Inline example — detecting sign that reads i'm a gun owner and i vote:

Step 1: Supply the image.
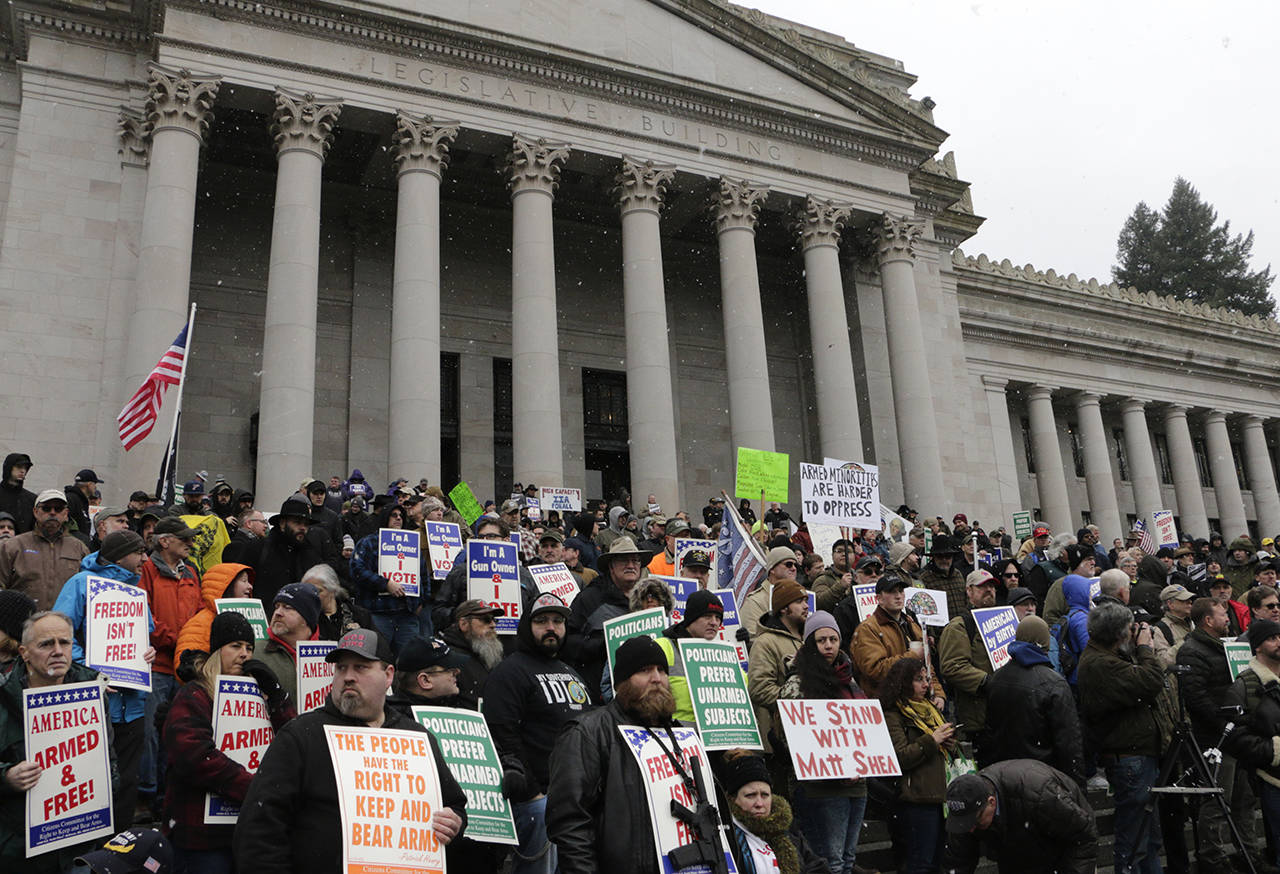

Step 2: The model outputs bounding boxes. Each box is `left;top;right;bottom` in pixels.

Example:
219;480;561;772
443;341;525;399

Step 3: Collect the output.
412;707;518;846
206;676;273;824
539;487;581;512
323;725;445;874
776;698;902;781
678;639;760;750
424;521;463;581
799;462;880;529
467;539;521;634
215;598;269;640
527;562;581;607
378;528;421;598
24;680;114;856
84;576;150;691
972;606;1020;671
297;641;338;713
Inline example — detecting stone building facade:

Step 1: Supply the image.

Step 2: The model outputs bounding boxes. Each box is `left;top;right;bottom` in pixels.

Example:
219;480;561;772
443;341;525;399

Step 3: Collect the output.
1;0;1277;544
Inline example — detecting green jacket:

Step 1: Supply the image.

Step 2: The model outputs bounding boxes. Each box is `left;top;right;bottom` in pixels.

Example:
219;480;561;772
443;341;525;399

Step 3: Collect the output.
883;708;947;804
810;567;853;612
938;611;991;734
1077;640;1169;756
252;634;300;708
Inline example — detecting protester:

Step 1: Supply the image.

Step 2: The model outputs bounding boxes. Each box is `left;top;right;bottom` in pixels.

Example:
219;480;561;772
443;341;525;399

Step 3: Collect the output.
387;635;471;711
223;497;322;609
747;579;809;760
1228;618;1280;873
349;502;431;649
0;488;89;610
251;582;321;707
1248;584;1280;627
173;562;254;670
1208;571;1250;635
740;546;803;636
918;533;965;619
439;599;505;708
1041;542;1092;625
657;589;724;722
1225;536;1260;598
0;453;34;534
812;539;857;611
850;570;942;702
1155;583;1196;652
831;556;883;645
301;562;372;641
717;749;830;874
564;538;650;696
938;568;998;761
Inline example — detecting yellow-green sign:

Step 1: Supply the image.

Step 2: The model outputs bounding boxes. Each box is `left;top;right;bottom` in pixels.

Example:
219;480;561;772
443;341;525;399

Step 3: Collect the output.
449;481;485;526
735;446;789;503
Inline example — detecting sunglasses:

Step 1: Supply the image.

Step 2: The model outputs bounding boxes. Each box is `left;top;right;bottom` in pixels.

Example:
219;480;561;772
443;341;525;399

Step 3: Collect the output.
781;561;797;569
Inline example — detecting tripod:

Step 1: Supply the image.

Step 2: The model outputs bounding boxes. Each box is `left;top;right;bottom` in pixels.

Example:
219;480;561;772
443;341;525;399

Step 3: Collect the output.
1135;665;1258;874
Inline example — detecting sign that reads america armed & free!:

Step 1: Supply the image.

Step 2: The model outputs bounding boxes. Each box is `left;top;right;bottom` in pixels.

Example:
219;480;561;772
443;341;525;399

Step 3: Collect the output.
424;521;463;581
84;576;151;691
678;639;760;750
215;599;269;641
972;606;1020;671
603;607;667;683
297;641;337;713
798;462;880;528
206;676;273;824
412;706;518;845
527;562;580;607
467;539;521;634
776;697;901;781
378;528;421;597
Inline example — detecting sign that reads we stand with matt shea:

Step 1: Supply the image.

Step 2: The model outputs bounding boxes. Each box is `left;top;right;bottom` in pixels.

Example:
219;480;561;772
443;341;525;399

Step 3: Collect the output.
776;698;901;780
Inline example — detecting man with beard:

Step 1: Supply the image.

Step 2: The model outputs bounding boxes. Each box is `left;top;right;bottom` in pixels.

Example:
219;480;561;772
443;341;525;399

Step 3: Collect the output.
233;628;467;873
563;539;650;697
548;636;693;874
0;489;88;610
483;594;592;874
939;569;1000;762
224;497;322;608
251;583;322;707
440;599;506;708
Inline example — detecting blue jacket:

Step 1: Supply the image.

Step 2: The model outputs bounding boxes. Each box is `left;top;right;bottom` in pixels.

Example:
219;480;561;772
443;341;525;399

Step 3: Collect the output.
1058;574;1093;684
349;531;428;617
53;551;153;722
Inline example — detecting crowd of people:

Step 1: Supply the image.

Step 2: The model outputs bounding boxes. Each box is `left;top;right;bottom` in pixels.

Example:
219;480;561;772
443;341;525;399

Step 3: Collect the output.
2;450;1280;874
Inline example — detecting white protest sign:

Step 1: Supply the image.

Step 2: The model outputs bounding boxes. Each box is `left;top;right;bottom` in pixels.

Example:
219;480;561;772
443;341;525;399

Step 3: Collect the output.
807;522;842;564
84;576;150;691
467;539;522;634
853;583;879;622
297;641;337;713
323;725;446;874
651;574;701;623
800;461;879;528
675;538;719;581
1153;510;1179;549
904;587;950;627
206;675;273;824
616;724;739;874
379;528;421;598
424;521;463;581
880;504;911;542
540;487;582;512
776;698;901;779
525;497;542;521
712;589;750;671
971;606;1020;671
527;562;581;607
24;680;114;855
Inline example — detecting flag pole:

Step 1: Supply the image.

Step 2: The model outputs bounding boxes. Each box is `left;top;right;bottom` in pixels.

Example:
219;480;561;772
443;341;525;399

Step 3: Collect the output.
158;303;197;497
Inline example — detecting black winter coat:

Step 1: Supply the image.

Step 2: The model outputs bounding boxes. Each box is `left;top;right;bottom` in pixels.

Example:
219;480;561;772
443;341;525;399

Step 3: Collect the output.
232;696;467;874
1176;628;1236;745
1078;640;1167;757
440;624;493;709
429;551;538;633
985;641;1085;784
1228;661;1280;783
0;454;34;534
561;573;631;698
223;526;324;608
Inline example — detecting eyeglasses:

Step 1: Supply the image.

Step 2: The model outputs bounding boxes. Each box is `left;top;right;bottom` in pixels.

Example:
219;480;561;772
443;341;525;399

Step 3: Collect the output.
477;532;507;540
1263;602;1280;611
781;561;797;569
1002;572;1019;579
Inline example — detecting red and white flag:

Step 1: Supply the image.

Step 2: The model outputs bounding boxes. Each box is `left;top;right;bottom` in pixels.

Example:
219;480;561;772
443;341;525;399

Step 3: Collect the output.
1132;517;1157;555
117;324;189;450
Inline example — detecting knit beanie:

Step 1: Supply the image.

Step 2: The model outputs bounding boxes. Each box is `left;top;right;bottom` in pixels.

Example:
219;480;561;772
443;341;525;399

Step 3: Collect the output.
613;635;667;684
771;579;807;614
274;583;321;631
679;590;724;627
0;590;37;641
803;610;840;642
100;530;145;564
1015;615;1051;650
718;752;772;796
209;610;255;653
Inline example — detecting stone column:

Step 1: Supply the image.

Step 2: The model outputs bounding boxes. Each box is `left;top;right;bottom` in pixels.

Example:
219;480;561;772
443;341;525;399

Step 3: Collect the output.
1026;385;1073;534
714;178;775;452
1243;416;1280;539
1122;399;1164;530
1074;392;1124;542
1204;411;1249;539
505;134;570;487
877;214;946;513
615;156;681;513
389;113;458;486
798;196;863;462
118;65;219;490
982;377;1024;522
1164;405;1210;539
254;89;341;504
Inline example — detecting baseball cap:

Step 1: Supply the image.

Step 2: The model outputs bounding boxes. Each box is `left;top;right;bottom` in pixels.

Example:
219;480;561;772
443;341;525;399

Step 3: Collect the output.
855;555;883;572
129;490;152;502
875;571;908;593
1160;584;1195;602
75;468;105;484
1265;538;1277;547
538;528;565;544
397;637;468;673
945;773;994;834
456;599;505;621
528;592;572;619
76;828;173;874
965;569;996;588
95;506;127;520
681;548;713;569
1006;587;1036;607
1032;526;1050;538
665;518;691;537
500;499;522;514
182;479;204;495
35;489;67;507
153;517;199;540
325;628;394;663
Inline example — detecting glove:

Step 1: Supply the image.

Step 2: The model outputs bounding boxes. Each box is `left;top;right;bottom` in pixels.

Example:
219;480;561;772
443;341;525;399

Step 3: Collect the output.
176;648;207;684
500;754;531;801
242;659;290;710
735;626;751;644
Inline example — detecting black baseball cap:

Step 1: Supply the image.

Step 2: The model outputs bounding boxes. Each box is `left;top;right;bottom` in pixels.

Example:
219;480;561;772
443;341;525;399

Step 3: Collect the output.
397;637;468;673
76;828;173;873
875;571;907;593
326;628;394;663
945;773;994;834
75;468;104;483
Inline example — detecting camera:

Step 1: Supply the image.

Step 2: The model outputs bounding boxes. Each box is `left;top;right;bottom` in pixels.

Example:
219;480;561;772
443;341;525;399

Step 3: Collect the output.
1131;607;1157;626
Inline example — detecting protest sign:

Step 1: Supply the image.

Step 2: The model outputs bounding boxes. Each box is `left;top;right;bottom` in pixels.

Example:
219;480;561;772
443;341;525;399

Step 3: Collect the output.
1089;577;1102;601
880;504;911;542
323;725;446;874
675;537;718;581
971;606;1020;670
712;589;749;671
84;576;150;691
806;522;841;564
215;598;269;641
776;698;901;780
679;639;760;750
852;583;878;622
412;707;518;845
651;574;701;623
735;446;789;502
1011;511;1033;541
604;607;667;682
206;676;273;824
467;539;521;634
297;641;338;713
24;680;114;855
539;487;582;512
617;725;738;874
1153;510;1179;549
449;481;485;526
527;562;581;607
799;462;879;528
903;587;950;627
525;496;541;521
424;521;463;581
379;528;421;598
1227;640;1252;681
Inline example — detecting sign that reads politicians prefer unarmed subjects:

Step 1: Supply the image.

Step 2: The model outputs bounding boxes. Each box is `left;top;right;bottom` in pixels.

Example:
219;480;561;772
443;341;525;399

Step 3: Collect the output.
1011;511;1034;542
323;725;446;874
379;528;421;598
84;576;151;691
206;676;273;824
297;642;338;713
424;521;463;581
678;639;760;750
1227;640;1252;681
215;599;269;641
539;487;581;512
412;707;518;846
25;681;114;856
735;446;789;503
527;562;581;607
799;462;880;529
776;698;902;781
603;608;667;683
467;540;521;634
972;606;1020;671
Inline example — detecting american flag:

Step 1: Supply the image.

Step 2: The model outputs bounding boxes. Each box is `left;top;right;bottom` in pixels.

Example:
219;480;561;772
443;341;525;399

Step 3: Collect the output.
717;495;767;605
117;324;189;450
1133;518;1157;554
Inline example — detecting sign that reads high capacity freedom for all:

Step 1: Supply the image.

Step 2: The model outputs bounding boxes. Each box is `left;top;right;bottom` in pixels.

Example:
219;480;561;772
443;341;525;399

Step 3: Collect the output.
379;528;421;598
799;462;880;528
412;707;518;845
84;576;151;691
467;539;521;634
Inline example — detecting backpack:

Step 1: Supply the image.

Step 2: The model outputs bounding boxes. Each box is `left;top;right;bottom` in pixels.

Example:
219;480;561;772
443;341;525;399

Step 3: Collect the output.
1051;607;1086;679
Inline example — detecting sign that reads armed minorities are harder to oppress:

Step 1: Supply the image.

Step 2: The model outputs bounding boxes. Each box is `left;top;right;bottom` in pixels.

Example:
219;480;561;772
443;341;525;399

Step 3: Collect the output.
678;639;760;750
799;462;880;529
424;521;463;581
776;698;902;781
215;598;269;641
603;607;668;683
972;606;1020;671
735;446;789;503
297;641;338;713
84;576;151;691
24;680;114;856
379;528;421;598
467;539;521;634
323;725;445;874
412;707;518;845
206;676;273;824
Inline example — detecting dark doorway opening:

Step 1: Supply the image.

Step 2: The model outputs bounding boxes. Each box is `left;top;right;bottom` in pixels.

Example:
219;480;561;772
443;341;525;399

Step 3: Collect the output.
583;368;631;505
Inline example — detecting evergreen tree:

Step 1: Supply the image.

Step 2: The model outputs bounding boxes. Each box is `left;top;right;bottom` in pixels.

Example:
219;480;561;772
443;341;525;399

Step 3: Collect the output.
1112;177;1274;317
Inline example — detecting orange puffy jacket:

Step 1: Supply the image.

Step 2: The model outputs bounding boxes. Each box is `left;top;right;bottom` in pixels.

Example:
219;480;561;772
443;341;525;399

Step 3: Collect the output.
174;562;254;672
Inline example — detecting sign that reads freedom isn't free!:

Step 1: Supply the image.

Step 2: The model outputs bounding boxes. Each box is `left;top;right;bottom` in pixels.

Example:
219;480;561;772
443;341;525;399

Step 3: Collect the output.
84;576;151;691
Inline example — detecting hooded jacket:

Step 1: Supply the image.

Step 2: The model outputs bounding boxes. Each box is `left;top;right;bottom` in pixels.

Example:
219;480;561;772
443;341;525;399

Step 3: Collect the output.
0;454;34;534
1225;536;1259;599
1055;574;1093;685
985;640;1084;784
139;551;203;674
1131;556;1168;616
593;506;636;553
746;613;803;753
174;562;254;670
340;469;373;502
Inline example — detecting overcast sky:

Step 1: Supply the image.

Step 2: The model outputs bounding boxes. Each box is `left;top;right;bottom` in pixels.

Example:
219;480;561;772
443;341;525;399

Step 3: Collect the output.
742;0;1278;296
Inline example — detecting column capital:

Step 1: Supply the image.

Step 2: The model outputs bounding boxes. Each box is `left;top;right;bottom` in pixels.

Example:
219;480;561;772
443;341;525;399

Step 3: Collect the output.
392;113;459;178
271;88;342;159
1122;397;1151;414
876;213;923;264
118;106;150;167
504;133;570;196
796;196;850;250
144;63;220;142
713;177;769;233
1204;410;1229;425
980;375;1009;391
1026;384;1056;403
1245;414;1268;427
1073;390;1102;407
1164;403;1190;419
614;156;676;215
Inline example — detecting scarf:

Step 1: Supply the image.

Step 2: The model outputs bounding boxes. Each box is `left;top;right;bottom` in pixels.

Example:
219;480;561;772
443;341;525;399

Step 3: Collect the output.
897;697;949;759
730;795;799;874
